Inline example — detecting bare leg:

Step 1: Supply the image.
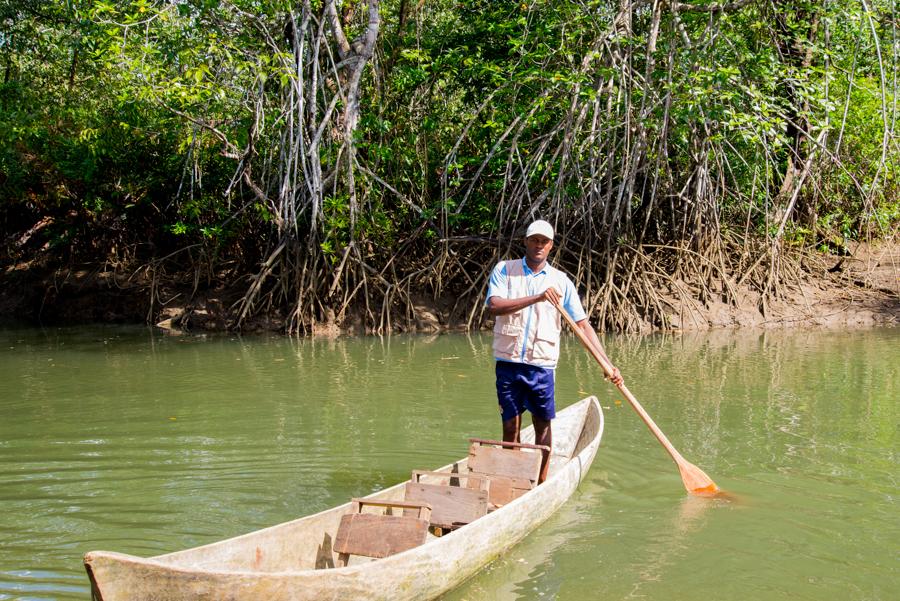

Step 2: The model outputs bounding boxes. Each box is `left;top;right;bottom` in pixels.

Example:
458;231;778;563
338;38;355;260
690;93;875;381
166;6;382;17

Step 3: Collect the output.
502;415;521;443
532;417;552;484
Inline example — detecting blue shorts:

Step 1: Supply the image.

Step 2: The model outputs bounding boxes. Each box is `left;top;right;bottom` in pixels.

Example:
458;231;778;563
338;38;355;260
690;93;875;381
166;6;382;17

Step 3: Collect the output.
495;361;556;422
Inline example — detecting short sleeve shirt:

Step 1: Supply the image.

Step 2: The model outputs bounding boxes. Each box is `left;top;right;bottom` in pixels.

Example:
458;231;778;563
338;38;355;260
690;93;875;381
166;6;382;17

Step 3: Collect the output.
486;258;587;323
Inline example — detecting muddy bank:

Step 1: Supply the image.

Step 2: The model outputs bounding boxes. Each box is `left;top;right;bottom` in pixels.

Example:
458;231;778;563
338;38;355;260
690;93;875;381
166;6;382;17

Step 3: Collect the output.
658;242;899;331
1;242;897;334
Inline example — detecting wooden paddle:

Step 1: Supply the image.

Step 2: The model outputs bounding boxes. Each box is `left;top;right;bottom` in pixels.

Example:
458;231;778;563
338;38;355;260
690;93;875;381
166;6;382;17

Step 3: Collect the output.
550;298;719;496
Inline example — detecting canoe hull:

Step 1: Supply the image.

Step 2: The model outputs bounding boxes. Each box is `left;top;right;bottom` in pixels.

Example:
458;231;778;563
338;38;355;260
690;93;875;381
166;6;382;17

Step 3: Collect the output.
85;396;603;601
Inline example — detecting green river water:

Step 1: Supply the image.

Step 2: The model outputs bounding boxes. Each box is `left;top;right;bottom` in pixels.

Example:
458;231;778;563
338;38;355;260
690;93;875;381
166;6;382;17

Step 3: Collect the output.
0;325;897;600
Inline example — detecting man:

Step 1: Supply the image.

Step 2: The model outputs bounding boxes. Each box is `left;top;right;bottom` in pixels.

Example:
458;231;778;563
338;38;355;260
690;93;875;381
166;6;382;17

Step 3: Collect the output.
486;219;623;483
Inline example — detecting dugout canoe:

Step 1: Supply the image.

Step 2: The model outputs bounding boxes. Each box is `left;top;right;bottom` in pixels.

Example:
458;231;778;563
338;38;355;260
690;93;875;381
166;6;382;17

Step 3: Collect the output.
84;396;604;601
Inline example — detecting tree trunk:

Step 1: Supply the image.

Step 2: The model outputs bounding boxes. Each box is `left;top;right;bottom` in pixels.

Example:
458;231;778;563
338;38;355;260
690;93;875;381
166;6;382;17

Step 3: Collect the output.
773;1;821;228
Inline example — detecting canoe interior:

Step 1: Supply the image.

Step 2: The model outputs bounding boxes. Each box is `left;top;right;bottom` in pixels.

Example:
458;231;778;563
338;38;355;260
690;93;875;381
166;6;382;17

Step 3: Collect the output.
88;396;601;576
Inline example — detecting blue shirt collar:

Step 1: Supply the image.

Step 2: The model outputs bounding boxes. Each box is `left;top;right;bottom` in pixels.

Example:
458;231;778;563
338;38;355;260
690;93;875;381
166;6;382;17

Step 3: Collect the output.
522;257;548;276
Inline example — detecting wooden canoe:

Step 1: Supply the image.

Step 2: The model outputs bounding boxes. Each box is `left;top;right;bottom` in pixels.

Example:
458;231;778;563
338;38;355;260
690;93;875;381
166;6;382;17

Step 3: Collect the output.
84;396;604;601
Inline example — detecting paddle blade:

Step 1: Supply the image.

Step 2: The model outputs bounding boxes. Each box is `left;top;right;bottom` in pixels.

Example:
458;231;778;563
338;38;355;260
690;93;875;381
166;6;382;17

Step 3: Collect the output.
678;461;719;497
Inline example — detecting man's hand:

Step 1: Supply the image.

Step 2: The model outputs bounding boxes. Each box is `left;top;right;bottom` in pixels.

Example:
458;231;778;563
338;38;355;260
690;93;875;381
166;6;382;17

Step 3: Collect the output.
540;286;562;306
489;286;562;316
606;366;624;387
573;319;624;387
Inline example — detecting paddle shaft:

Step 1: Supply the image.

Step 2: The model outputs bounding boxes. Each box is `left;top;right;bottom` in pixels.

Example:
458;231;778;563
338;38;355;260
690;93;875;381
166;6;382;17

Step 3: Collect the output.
551;300;687;465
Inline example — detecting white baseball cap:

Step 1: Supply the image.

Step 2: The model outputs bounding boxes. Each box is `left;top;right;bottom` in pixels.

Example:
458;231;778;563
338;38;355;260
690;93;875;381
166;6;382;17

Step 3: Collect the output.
525;219;554;240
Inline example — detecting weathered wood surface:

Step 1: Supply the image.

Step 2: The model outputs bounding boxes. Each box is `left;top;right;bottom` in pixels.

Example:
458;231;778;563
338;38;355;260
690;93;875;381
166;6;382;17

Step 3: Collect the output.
83;396;604;601
467;439;546;507
334;513;430;560
468;444;543;479
404;474;488;531
333;499;431;564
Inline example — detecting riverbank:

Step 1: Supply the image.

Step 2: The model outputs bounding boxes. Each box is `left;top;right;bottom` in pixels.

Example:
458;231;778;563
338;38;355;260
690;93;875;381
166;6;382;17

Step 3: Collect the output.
659;241;899;331
1;241;896;334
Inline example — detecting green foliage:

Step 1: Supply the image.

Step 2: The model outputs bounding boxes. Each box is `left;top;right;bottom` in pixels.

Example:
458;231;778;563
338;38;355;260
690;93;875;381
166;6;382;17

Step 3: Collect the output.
1;0;897;293
0;0;268;258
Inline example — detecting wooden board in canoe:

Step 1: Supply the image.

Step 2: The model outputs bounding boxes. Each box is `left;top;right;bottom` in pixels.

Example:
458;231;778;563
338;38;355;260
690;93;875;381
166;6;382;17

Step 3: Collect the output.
84;396;604;601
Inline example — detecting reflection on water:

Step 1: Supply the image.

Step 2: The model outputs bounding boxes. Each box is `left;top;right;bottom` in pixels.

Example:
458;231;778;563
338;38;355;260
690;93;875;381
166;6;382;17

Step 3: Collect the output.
0;326;897;600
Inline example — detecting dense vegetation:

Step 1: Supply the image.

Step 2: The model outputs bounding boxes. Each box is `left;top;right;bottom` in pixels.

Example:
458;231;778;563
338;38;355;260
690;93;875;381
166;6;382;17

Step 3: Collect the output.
2;0;897;332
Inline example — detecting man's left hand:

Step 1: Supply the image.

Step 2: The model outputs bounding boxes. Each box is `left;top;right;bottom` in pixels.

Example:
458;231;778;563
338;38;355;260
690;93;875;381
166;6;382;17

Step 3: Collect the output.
607;366;624;386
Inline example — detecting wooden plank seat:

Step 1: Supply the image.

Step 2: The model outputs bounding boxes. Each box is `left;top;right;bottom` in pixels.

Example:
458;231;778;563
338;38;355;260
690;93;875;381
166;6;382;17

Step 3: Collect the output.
333;498;432;567
404;471;490;535
466;438;551;508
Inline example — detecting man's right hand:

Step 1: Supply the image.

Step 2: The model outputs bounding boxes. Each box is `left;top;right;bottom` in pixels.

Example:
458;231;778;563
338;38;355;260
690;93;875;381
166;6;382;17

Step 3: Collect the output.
489;286;562;317
540;286;562;306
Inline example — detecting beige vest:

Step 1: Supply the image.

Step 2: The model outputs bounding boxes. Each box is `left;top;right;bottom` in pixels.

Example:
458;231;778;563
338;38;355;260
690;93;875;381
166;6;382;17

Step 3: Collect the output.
492;259;562;368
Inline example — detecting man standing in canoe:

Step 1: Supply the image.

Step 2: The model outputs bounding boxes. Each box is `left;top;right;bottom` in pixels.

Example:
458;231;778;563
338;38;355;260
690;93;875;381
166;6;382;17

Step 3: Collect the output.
486;219;623;483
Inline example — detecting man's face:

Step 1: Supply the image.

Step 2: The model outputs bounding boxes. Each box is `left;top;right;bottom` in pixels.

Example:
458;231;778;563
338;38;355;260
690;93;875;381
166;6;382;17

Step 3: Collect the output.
525;235;553;265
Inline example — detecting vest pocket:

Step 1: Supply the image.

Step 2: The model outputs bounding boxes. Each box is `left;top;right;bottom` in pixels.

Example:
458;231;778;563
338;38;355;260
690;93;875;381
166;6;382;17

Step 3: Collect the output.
493;323;522;357
533;334;558;358
499;323;523;337
532;317;561;363
534;318;561;344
